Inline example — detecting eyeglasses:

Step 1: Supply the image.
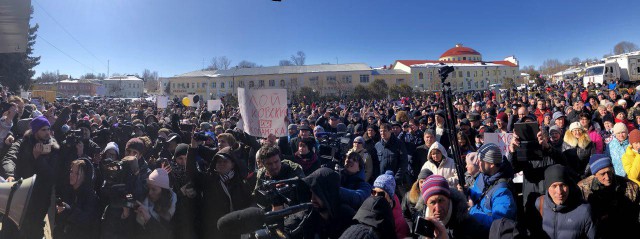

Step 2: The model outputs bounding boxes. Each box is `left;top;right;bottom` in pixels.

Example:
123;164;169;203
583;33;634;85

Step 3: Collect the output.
371;190;387;197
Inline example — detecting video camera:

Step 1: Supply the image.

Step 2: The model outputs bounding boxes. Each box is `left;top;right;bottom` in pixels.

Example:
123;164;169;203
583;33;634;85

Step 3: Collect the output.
315;132;351;162
256;177;305;208
64;129;83;146
218;203;313;239
99;159;136;208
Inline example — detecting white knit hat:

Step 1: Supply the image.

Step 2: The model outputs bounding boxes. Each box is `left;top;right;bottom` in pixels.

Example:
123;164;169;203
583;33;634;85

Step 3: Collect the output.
613;122;628;135
148;168;171;190
569;122;583;132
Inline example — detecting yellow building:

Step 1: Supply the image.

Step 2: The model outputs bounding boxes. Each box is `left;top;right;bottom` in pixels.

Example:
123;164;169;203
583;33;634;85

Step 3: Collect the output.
168;63;377;99
392;44;519;92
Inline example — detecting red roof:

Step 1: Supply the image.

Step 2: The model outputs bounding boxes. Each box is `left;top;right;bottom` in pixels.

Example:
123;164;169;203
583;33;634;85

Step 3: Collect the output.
395;59;516;67
440;46;481;58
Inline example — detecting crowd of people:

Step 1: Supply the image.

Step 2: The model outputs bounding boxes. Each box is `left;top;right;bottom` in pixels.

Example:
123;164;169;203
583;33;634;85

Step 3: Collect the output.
1;79;640;239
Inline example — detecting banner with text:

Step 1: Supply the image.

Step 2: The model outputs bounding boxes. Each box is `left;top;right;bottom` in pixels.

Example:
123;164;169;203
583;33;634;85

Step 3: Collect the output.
208;100;222;112
483;133;514;156
238;88;288;138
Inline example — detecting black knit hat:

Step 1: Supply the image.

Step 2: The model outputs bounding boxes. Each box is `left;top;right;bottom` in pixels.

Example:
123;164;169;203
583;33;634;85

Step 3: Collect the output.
174;143;189;158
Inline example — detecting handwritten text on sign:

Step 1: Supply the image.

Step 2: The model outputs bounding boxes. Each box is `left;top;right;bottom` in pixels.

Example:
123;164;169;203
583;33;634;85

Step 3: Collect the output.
483;133;514;156
238;88;288;137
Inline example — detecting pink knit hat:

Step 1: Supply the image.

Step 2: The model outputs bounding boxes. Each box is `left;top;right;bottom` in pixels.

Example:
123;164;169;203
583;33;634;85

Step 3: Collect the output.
148;168;171;190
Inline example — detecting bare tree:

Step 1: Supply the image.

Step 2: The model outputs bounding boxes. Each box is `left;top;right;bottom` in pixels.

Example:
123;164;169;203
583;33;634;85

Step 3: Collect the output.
291;51;306;66
142;69;159;92
279;60;294;66
237;60;260;68
570;57;581;66
614;41;639;55
205;56;232;70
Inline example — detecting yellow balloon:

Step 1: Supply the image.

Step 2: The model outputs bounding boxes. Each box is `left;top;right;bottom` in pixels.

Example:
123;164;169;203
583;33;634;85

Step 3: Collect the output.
182;97;191;106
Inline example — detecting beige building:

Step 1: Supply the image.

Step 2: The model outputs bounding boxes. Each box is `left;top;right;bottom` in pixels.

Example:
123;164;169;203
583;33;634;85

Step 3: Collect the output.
167;63;377;99
392;44;519;92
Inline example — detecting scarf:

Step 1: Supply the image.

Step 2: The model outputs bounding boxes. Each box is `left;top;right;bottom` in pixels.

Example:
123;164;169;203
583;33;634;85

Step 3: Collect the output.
219;170;236;211
296;152;317;171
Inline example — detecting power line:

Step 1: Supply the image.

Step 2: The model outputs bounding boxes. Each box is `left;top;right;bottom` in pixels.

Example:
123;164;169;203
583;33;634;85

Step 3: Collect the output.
34;0;107;69
39;35;96;73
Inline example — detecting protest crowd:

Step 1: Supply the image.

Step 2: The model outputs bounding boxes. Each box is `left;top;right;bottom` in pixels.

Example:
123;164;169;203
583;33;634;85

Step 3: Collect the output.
2;78;640;239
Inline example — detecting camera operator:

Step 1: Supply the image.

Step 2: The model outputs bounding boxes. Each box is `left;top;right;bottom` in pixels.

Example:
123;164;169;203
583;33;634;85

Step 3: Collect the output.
253;145;305;206
1;116;61;239
186;138;251;238
285;168;356;239
54;158;100;239
100;151;148;238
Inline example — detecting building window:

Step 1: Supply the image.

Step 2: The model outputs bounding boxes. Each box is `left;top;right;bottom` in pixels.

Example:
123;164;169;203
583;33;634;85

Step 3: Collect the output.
269;80;275;87
202;83;206;88
467;71;470;77
291;78;298;86
309;76;319;83
341;75;352;83
463;57;467;60
212;82;216;88
221;82;225;88
280;80;285;87
419;72;424;79
359;75;370;83
259;80;264;87
458;71;463;77
249;81;254;88
327;76;336;82
467;80;471;89
191;83;195;88
239;81;245;87
229;81;234;88
186;83;189;88
474;81;478;88
481;80;484;88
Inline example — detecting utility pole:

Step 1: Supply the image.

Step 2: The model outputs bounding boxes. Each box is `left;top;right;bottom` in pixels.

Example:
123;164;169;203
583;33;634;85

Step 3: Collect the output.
107;60;110;78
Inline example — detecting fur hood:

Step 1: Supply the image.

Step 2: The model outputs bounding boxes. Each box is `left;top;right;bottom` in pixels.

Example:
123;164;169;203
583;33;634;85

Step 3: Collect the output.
563;129;591;148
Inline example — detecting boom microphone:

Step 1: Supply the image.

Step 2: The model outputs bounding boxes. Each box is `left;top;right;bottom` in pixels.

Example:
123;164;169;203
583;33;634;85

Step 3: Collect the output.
217;203;313;234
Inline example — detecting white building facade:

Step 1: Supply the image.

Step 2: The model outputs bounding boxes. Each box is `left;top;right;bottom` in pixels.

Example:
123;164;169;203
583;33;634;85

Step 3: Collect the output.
102;75;144;98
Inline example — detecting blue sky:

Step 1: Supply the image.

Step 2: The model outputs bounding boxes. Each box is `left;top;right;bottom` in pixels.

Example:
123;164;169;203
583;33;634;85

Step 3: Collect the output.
31;0;640;78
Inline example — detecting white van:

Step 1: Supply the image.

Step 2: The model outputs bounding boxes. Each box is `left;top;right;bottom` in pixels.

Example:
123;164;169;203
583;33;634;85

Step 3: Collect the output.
605;51;640;82
583;62;620;87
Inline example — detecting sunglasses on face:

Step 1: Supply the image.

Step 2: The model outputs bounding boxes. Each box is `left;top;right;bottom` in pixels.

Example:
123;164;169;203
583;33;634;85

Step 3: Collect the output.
371;190;387;197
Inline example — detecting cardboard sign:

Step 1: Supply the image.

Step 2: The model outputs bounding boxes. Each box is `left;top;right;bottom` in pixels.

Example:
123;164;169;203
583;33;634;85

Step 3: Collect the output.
156;96;168;108
483;133;514;156
238;88;288;137
208;100;222;111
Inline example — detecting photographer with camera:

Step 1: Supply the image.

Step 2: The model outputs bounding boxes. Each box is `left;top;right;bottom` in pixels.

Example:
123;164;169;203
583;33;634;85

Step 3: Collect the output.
253;145;305;207
1;115;61;239
100;155;147;239
186;138;251;238
54;158;100;239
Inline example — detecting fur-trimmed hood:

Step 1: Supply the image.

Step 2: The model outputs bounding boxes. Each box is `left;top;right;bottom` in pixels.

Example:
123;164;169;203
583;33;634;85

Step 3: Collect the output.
23;129;60;150
427;141;451;164
563;129;591;148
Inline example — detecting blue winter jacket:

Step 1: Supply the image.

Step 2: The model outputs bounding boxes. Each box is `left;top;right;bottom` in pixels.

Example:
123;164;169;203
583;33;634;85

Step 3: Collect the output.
469;162;517;233
605;138;629;177
534;192;596;239
339;169;373;210
374;136;409;185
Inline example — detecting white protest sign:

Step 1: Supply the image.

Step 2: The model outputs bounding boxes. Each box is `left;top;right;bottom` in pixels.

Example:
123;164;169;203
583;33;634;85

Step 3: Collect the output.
21;91;31;99
238;88;288;137
483;133;514;156
156;96;168;108
208;100;222;111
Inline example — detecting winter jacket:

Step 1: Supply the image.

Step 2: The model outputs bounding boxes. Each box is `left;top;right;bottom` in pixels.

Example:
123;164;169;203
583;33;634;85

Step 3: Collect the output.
253;159;305;196
293;151;320;176
347;147;373;182
54;158;100;239
392;195;410;239
587;128;604;154
621;145;640;185
375;136;409;186
510;143;567;207
340;196;397;239
528;191;596;239
339;169;373;210
401;181;425;238
0;131;61;239
421;142;459;189
605;138;629;177
289;168;355;239
561;131;595;178
578;175;640;239
186;147;252;239
423;189;487;239
134;191;178;239
412;144;431;182
468;162;517;234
